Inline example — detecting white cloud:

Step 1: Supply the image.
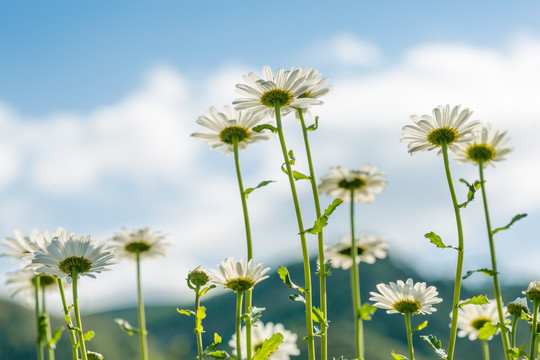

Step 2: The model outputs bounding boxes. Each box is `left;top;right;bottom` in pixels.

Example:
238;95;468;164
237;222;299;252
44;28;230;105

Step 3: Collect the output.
305;33;382;67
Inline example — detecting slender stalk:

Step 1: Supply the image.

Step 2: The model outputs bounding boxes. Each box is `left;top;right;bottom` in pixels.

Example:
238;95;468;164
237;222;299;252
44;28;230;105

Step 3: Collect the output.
510;314;518;348
274;104;315;360
34;276;44;360
481;339;490;360
71;271;88;360
404;312;415;360
194;287;204;359
136;253;149;360
235;291;244;360
233;137;253;360
478;162;511;359
297;109;328;360
41;284;55;360
349;189;364;359
441;142;465;360
530;300;539;360
58;278;78;360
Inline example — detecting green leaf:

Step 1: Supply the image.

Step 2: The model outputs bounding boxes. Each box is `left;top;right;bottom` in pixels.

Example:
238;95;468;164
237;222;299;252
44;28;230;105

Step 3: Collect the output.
289;294;306;303
412;320;428;332
458;179;481;208
203;333;222;353
252;123;277;133
462;268;497;280
391;351;408;359
83;330;95;341
48;327;64;348
253;333;284;360
244;180;275;198
277;266;304;293
64;314;73;325
420;334;447;359
492;213;527;234
242;306;266;322
311;307;329;327
359;304;377;321
280;164;310;181
199;284;216;297
38;315;48;342
315;261;332;277
506;344;528;358
114;318;139;336
306;116;319;131
207;351;229;358
458;295;489;308
176;309;195;316
288;150;296;165
194;306;206;334
478;322;499;340
425;232;451;249
304;198;343;234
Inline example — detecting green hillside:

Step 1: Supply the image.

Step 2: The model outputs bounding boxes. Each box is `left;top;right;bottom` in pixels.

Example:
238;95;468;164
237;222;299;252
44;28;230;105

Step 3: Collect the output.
0;256;532;359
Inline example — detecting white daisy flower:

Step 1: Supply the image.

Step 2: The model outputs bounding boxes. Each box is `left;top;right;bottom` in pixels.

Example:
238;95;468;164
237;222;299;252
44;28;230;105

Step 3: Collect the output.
233;65;322;118
209;257;270;293
32;233;116;281
454;122;514;166
1;229;40;261
325;235;388;269
110;227;169;261
369;278;442;315
191;105;272;155
453;299;507;341
229;321;300;359
6;269;58;303
318;165;386;203
291;67;332;118
401;104;480;155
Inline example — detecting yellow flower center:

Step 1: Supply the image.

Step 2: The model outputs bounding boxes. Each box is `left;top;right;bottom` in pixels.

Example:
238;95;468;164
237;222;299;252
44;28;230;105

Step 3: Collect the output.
260;89;293;108
226;277;255;292
338;177;366;190
427;127;460;146
471;317;491;331
467;144;495;163
125;241;152;254
59;256;92;275
219;125;251;144
393;299;421;314
338;246;365;256
39;274;57;287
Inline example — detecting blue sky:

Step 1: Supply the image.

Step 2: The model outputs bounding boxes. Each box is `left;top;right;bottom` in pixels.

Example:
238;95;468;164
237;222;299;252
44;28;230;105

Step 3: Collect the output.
1;1;540;311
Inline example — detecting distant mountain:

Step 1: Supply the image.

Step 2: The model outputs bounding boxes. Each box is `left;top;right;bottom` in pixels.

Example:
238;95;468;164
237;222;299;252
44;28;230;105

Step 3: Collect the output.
0;256;532;359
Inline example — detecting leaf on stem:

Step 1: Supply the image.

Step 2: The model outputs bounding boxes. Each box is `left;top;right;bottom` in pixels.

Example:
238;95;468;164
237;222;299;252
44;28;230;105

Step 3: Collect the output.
202;333;231;359
462;268;497;279
241;306;266;322
288;294;306;303
424;232;454;249
48;327;64;348
315;261;332;277
412;320;428;332
492;213;527;234
38;315;48;342
458;179;481;208
277;266;304;293
244;180;275;198
359;304;377;321
420;334;447;359
252;124;278;133
176;309;195;317
506;345;528;358
195;306;206;334
311;306;328;327
391;351;408;359
114;318;139;336
478;322;498;340
306;116;319;131
253;333;284;360
304;198;343;234
83;330;95;341
199;284;216;297
458;295;489;308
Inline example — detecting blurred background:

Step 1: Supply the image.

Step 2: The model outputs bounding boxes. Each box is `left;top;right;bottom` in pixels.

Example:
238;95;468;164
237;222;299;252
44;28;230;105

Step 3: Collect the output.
0;1;539;358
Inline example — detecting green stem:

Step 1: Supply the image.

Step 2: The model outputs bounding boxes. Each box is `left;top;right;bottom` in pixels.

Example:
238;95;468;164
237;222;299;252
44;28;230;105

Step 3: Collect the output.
404;312;415;360
34;276;44;360
481;339;490;360
530;300;539;360
136;253;149;360
195;287;204;359
297;109;328;360
71;272;88;360
233;138;253;360
478;162;511;359
41;284;55;360
274;104;315;360
511;314;518;348
236;291;244;360
441;142;465;360
349;189;364;359
58;278;79;360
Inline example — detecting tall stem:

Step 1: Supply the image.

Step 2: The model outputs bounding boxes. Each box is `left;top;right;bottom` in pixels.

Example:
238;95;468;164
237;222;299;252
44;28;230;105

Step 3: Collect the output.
235;291;244;360
530;300;539;360
233;138;253;360
274;104;315;360
58;279;79;360
34;276;44;360
478;162;511;359
71;272;88;360
194;287;204;359
349;190;364;359
481;339;490;360
510;314;518;348
136;253;149;360
441;142;465;360
297;109;327;360
404;312;415;360
41;284;55;360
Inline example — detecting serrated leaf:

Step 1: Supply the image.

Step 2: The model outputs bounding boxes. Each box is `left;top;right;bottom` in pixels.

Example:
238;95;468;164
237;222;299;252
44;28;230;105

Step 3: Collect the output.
48;327;64;347
114;318;139;335
306;116;319;131
420;334;447;359
83;330;95;341
203;333;222;353
424;232;449;249
315;261;332;277
312;307;328;327
304;199;343;234
176;309;195;316
253;333;284;360
64;314;72;324
478;322;498;340
194;306;206;334
492;213;527;234
458;179;481;208
359;304;377;321
252;123;277;133
459;295;489;308
462;268;497;280
277;266;304;293
242;306;266;322
289;294;306;303
412;320;428;332
391;351;408;359
244;180;275;198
